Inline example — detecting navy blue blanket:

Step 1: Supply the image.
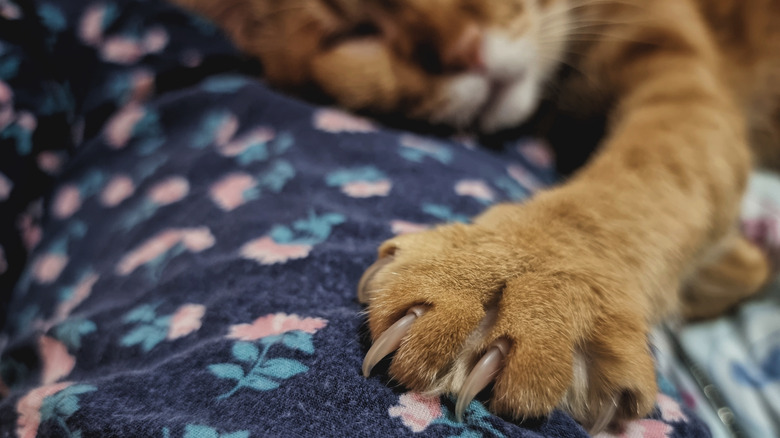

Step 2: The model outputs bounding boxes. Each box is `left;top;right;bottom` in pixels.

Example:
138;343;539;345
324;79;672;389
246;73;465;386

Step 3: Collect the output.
0;0;711;436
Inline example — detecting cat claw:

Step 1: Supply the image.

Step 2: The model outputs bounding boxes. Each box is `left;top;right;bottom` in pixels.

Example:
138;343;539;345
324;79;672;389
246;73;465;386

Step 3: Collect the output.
455;339;509;422
357;256;395;304
588;396;618;435
362;306;427;377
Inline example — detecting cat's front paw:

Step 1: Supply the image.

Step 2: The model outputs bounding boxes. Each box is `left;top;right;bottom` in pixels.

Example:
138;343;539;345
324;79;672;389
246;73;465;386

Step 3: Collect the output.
358;206;657;434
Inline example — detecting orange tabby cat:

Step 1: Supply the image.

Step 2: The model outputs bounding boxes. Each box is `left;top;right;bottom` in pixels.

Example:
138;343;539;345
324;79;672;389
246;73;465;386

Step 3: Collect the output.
171;0;780;433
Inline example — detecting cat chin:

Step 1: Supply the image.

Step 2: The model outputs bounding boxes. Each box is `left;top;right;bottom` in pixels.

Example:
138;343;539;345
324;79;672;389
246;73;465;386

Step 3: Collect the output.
479;76;542;133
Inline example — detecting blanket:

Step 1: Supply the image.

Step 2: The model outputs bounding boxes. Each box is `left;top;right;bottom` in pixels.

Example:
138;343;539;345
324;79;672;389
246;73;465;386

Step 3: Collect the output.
0;0;729;436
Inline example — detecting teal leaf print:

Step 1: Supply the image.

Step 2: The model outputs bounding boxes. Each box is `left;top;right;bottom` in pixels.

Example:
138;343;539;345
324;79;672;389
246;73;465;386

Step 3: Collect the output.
268;225;295;244
236;143;269;165
38;4;66;30
325;166;386;186
494;176;528;201
163;424;250;438
422;204;471;223
258;159;294;193
271;133;294;155
124;303;160;323
184;425;219;438
435;398;505;438
0;53;21;80
208;364;245;380
264;211;345;246
53;318;97;350
121;324;167;352
39;384;97;438
232;342;259;362
120;303;199;353
258;358;308;380
290;211;346;244
201;76;249;94
242;375;279;391
281;330;315;354
210;331;315;399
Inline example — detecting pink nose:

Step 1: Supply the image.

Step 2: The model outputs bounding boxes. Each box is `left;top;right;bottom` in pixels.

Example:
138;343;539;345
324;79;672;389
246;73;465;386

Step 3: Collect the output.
443;24;485;72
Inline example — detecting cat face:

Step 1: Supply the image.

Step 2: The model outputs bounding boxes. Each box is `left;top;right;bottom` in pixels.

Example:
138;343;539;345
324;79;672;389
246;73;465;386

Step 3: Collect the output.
229;0;573;131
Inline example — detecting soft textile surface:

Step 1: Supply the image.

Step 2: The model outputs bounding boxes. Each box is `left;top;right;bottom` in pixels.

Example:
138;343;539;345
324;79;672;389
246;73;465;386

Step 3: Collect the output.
672;173;780;438
0;0;717;436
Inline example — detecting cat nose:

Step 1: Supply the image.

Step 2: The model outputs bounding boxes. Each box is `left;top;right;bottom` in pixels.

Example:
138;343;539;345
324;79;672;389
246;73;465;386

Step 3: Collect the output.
443;24;485;72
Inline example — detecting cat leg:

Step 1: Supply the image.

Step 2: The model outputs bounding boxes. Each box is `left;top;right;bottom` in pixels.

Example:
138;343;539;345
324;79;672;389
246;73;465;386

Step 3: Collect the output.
681;232;771;320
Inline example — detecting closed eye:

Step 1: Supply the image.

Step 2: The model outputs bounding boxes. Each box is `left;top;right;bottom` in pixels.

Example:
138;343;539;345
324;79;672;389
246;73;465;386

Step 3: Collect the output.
321;21;383;48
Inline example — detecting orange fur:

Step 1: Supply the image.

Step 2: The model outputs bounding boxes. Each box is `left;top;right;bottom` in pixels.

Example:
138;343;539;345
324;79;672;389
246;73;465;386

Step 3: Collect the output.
171;0;779;432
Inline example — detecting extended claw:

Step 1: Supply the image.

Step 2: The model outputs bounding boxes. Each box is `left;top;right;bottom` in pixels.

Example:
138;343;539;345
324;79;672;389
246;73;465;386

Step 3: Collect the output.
362;306;426;377
357;256;395;304
588;397;617;436
455;339;510;422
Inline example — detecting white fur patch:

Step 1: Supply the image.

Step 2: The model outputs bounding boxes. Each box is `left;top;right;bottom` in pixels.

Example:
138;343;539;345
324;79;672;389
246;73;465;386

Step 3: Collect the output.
430;74;491;127
480;76;541;133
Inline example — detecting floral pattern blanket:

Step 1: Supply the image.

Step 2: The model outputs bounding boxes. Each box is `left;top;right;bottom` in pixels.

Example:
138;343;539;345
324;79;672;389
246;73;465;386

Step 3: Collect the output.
0;0;773;436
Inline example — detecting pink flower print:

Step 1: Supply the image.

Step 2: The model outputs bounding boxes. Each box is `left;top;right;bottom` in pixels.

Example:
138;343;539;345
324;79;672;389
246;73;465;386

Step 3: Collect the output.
129;69;154;102
0;79;11;104
116;229;181;275
180;227;215;252
101;36;144;64
16;111;37;131
18;213;42;251
220;127;274;157
105;103;145;148
455;179;495;202
54;273;99;321
100;174;135;207
16;382;71;438
507;164;542;192
388;393;443;433
0;0;21;19
0;245;6;275
0;171;11;201
142;26;168;53
147;176;189;205
39;336;75;385
240;236;312;265
228;313;327;341
452;134;477;149
116;228;214;275
32;253;68;284
391;220;430;235
37;151;64;175
52;184;82;219
594;420;673;438
215;114;239;147
0;104;12;131
314;109;377;133
518;141;554;168
0;80;13;130
400;135;448;155
181;49;202;67
210;173;257;211
342;180;392;198
167;304;206;340
79;4;107;45
656;393;687;423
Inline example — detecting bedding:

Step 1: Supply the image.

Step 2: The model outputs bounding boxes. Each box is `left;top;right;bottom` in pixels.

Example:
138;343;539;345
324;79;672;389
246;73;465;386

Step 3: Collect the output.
0;0;769;436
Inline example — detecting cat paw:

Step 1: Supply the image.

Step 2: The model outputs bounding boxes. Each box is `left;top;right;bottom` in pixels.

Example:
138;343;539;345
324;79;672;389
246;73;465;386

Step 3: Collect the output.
358;206;658;433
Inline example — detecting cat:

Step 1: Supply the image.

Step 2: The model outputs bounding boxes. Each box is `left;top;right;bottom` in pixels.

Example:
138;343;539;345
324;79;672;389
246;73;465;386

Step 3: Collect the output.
170;0;780;433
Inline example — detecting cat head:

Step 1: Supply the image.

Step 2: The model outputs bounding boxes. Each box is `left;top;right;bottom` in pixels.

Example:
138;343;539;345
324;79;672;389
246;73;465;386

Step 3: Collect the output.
205;0;575;132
